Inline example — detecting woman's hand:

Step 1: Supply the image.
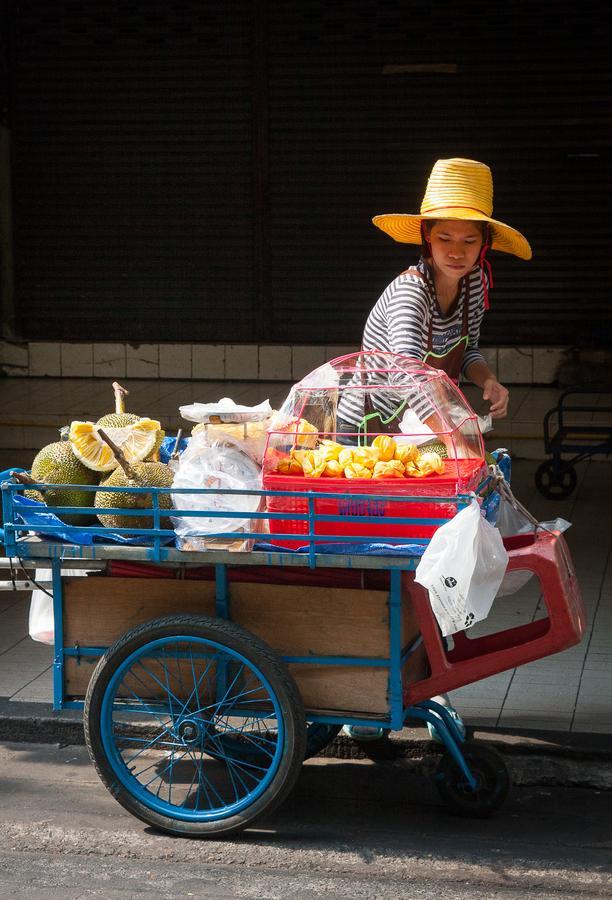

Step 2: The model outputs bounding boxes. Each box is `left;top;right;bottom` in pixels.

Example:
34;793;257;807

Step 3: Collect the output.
483;378;509;419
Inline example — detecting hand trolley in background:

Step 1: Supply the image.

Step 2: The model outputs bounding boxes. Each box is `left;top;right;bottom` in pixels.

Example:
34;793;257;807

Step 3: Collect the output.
535;388;612;499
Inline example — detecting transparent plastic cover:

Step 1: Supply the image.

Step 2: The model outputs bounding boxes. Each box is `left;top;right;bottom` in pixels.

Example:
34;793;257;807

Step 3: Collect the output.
264;351;485;492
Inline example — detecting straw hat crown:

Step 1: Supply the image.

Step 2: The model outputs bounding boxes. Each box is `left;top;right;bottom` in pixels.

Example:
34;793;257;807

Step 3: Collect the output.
373;157;532;260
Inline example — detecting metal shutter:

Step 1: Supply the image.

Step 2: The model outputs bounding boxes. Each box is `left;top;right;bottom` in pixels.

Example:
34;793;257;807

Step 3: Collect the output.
10;0;255;342
9;1;610;347
266;0;610;347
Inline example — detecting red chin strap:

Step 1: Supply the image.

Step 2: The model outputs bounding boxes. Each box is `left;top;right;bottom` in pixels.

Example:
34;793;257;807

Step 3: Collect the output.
479;226;493;310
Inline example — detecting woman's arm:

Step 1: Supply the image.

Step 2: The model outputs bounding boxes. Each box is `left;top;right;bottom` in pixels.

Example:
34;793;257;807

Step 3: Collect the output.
465;359;509;419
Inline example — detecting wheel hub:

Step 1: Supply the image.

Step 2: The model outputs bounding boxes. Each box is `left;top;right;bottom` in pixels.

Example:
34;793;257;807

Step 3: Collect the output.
177;717;206;745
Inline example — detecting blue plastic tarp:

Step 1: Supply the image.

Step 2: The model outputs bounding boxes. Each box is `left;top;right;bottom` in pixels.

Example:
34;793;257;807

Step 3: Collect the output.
11;495;174;547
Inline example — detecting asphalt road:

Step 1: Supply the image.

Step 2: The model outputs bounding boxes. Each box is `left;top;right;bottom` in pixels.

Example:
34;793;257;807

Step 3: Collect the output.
1;741;611;899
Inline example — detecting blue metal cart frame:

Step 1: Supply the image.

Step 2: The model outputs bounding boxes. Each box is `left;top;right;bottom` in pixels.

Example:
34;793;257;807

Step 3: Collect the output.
2;474;510;833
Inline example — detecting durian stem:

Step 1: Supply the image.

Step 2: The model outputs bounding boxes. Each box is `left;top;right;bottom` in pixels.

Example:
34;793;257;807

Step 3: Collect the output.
97;429;138;482
112;382;129;415
171;429;183;459
11;470;37;486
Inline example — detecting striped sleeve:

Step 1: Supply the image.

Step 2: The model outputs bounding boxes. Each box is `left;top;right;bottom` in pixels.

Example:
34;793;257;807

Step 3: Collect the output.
362;274;430;360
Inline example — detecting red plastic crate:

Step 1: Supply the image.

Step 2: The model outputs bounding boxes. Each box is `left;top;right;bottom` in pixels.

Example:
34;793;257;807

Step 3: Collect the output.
264;458;486;548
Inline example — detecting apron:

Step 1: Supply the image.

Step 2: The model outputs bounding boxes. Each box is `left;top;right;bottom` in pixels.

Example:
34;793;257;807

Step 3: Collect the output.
357;267;470;439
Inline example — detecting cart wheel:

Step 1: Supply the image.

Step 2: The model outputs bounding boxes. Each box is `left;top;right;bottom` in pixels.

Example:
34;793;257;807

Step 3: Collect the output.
535;460;577;500
435;741;510;818
305;723;341;759
84;615;307;838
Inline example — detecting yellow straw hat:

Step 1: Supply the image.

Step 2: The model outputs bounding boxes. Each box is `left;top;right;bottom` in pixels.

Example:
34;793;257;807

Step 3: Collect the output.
372;158;532;260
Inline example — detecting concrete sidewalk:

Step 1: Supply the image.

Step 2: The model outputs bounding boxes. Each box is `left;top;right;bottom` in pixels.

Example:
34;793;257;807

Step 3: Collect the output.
0;376;611;749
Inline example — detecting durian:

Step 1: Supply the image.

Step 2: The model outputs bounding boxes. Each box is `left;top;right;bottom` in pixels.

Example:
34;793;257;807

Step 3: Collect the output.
20;441;99;525
96;382;165;460
417;439;449;459
94;430;173;531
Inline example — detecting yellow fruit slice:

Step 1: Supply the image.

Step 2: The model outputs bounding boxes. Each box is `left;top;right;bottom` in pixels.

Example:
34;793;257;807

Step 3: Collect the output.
69;419;161;472
118;419;161;463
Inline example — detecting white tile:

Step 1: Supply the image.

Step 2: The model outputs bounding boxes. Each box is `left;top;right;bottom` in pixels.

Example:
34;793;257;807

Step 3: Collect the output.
511;668;582;686
0;424;23;448
479;346;498;373
507;437;545;460
502;681;578;710
23;426;61;449
498;347;534;384
159;344;191;379
533;347;568;384
93;343;127;378
450;697;504;710
259;345;292;381
225;345;258;380
1;364;28;376
29;342;61;377
498;708;573;729
10;667;53;703
325;345;358;363
126;344;159;378
460;713;500;727
292;345;327;380
60;343;93;377
192;344;225;380
571;718;612;734
0;341;28;367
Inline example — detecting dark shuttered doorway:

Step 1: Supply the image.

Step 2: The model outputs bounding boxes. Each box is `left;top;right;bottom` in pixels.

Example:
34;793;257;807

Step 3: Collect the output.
10;0;255;342
7;1;610;347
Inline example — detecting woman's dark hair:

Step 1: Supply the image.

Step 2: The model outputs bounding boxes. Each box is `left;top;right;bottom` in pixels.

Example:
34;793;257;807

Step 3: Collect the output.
420;219;489;256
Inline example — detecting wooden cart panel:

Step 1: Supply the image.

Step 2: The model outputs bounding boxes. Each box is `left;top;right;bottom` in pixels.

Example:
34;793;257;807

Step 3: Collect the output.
62;575;427;716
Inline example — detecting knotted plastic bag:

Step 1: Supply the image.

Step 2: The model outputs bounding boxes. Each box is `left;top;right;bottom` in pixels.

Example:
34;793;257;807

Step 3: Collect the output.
414;498;509;636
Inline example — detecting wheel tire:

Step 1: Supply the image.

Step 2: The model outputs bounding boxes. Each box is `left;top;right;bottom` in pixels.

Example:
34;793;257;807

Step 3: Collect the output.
535;460;577;500
304;723;341;759
435;741;510;818
84;615;307;838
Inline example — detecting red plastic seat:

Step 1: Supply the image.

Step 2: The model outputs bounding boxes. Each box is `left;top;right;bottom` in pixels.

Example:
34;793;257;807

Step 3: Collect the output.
403;530;587;704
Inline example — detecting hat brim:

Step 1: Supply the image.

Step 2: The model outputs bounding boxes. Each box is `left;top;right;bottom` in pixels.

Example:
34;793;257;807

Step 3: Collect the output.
372;210;532;260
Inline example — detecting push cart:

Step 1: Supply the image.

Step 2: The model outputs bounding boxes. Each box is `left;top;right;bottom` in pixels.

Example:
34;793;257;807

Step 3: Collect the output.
535;388;612;499
0;474;586;838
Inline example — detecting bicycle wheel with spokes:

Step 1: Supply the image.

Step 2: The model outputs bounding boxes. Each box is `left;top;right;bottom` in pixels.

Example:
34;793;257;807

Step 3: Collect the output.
84;615;306;838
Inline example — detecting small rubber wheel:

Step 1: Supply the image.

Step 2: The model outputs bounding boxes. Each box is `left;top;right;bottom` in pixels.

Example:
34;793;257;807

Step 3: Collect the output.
84;615;306;838
535;460;577;500
304;723;341;759
435;741;510;817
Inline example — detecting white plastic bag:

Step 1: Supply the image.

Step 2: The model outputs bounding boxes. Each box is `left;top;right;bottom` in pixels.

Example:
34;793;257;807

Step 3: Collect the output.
397;408;437;445
178;397;272;424
28;568;86;644
414;499;509;637
171;432;262;546
496;497;534;537
29;585;54;644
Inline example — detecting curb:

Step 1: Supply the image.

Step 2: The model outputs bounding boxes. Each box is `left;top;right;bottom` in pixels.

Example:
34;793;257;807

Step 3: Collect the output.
0;697;612;768
2;713;611;791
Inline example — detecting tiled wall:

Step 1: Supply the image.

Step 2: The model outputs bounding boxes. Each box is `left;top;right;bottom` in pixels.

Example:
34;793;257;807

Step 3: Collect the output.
0;340;573;384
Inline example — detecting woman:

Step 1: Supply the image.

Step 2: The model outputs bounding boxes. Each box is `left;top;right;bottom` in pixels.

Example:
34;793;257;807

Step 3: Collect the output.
338;157;532;434
342;158;532;743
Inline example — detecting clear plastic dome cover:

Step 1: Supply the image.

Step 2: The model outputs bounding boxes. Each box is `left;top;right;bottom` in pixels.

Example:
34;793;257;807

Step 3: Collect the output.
263;351;486;493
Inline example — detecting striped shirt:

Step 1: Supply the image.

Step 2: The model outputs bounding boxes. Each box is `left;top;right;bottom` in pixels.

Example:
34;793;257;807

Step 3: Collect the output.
337;257;486;429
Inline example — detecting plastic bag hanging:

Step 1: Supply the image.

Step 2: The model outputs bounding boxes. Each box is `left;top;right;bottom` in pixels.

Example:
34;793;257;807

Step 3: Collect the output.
414;498;509;636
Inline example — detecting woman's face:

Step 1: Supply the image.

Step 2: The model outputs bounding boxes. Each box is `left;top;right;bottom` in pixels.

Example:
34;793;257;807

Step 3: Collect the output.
427;220;484;280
